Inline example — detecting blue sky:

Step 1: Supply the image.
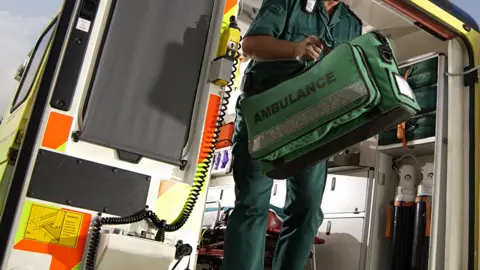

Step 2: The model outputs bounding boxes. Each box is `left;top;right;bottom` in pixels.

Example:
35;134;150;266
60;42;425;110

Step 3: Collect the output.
452;0;480;20
0;0;478;114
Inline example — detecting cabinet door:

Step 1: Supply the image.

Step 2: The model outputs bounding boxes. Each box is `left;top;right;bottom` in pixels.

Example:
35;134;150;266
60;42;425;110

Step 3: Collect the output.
315;217;364;270
270;180;287;208
321;175;369;214
220;186;236;207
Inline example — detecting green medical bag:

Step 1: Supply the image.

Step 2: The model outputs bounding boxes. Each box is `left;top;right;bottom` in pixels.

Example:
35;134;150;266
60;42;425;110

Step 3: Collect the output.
240;32;421;179
378;114;436;146
399;56;438;113
412;85;437;113
378;55;440;145
399;57;438;89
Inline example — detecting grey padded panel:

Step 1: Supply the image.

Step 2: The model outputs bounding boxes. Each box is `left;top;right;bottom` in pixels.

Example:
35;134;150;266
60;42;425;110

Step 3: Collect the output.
81;0;215;165
28;149;150;216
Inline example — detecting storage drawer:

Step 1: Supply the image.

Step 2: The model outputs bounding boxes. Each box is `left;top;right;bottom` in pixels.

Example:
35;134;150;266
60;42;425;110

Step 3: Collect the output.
315;217;364;270
270;180;287;208
206;186;236;207
321;174;369;214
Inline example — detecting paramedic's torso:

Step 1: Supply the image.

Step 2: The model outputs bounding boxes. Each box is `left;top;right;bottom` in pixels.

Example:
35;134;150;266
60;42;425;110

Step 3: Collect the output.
243;0;362;93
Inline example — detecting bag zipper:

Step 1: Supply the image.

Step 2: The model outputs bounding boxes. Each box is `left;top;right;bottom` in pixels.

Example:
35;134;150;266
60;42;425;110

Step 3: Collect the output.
353;45;380;92
351;44;380;106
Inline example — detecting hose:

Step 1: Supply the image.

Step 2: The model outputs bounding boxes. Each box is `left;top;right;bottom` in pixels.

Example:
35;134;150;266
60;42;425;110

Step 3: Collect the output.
163;37;242;232
84;207;166;269
84;36;242;270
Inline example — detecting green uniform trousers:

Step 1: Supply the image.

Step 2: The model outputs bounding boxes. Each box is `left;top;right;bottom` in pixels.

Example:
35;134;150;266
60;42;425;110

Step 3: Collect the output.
221;94;327;270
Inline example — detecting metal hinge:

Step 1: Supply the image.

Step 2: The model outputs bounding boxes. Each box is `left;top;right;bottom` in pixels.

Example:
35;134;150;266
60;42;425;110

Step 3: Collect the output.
14;129;24;145
8;148;19;165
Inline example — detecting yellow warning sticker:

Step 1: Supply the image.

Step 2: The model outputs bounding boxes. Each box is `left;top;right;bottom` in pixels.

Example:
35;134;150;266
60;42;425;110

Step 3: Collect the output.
23;204;84;248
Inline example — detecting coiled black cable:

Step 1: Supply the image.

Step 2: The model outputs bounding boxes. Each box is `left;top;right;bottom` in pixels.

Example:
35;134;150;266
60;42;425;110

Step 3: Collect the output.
163;36;242;232
84;35;242;269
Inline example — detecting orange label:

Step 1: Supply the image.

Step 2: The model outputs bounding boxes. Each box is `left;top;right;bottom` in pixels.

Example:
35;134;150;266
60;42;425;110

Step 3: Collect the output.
14;201;91;270
41;112;73;151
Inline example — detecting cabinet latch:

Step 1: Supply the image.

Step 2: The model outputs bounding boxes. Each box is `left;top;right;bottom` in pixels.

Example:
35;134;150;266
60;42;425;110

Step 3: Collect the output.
331;177;336;191
326;221;332;235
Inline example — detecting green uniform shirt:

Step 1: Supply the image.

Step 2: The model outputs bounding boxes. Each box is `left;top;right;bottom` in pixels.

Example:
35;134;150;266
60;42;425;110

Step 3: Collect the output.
243;0;362;93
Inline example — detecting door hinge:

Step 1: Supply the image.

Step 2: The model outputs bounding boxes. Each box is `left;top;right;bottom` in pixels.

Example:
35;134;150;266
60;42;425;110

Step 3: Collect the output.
14;129;24;145
8;148;19;165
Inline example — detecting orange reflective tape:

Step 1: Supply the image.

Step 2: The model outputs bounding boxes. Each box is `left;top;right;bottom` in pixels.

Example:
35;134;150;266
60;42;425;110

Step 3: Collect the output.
415;196;430;203
397;122;407;147
198;95;221;164
426;199;431;237
41;112;73;150
385;204;392;238
224;0;237;14
394;201;415;207
405;201;415;207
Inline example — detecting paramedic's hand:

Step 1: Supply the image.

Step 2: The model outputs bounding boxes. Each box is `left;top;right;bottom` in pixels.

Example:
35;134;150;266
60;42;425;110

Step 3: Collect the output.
294;36;325;62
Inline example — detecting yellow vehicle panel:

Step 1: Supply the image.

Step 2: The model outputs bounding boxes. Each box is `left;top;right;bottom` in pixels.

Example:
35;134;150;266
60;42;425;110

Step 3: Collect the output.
0;18;57;213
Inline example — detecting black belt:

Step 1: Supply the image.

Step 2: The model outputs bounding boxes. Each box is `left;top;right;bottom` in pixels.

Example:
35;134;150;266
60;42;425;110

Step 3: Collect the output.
241;74;264;95
242;65;306;95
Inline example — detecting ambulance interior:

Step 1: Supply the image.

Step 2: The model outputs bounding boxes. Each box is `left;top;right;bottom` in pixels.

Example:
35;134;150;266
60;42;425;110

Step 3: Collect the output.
0;0;474;269
200;0;469;269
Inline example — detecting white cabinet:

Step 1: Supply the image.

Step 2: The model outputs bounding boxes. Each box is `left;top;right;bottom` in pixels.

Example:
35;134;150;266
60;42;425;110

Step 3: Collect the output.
207;170;374;270
314;170;373;270
268;174;370;213
270;180;287;208
206;186;236;207
315;217;365;270
321;174;369;215
209;172;371;214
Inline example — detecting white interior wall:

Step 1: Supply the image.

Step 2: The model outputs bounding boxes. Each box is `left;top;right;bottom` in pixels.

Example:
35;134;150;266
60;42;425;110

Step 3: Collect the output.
392;31;448;62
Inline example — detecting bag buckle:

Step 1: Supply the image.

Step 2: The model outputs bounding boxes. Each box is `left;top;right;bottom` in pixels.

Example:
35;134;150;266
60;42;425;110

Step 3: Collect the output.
379;44;393;64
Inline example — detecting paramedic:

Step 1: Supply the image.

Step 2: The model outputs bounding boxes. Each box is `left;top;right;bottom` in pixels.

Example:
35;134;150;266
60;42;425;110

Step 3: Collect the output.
222;0;362;269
